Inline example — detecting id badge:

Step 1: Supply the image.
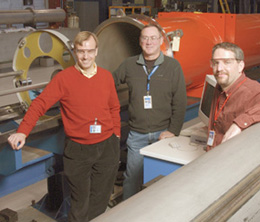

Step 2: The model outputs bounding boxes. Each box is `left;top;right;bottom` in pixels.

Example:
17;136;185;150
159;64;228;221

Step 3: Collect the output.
207;130;215;146
90;125;101;134
144;95;152;109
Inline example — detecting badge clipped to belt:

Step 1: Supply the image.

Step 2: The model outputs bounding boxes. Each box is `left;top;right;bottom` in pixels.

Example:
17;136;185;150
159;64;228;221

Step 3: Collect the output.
90;118;101;134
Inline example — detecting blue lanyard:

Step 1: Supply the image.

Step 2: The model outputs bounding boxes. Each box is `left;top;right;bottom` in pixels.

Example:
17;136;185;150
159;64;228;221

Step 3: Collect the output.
143;65;159;94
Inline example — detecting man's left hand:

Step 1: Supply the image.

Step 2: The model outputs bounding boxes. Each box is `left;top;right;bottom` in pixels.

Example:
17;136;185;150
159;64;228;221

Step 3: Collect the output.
159;131;175;140
222;123;242;143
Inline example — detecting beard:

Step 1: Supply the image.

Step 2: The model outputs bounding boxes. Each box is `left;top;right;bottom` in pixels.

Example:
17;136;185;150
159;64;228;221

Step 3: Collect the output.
214;71;229;89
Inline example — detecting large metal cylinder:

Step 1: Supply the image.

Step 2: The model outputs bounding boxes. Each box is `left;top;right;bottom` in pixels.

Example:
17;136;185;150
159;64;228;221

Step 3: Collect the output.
94;12;260;97
0;9;66;25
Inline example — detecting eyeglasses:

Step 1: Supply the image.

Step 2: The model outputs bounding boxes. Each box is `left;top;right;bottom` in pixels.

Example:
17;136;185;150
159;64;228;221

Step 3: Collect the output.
140;36;161;42
210;58;241;67
75;48;96;56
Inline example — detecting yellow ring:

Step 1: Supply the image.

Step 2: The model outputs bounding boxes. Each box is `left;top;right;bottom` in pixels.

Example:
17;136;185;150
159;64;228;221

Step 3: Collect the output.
12;29;76;119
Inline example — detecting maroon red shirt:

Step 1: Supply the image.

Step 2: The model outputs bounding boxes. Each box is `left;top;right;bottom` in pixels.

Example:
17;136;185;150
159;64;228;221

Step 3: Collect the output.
207;73;260;150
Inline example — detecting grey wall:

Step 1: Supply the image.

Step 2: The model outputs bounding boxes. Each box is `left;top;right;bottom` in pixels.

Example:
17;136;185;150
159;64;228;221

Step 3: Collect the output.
75;1;99;32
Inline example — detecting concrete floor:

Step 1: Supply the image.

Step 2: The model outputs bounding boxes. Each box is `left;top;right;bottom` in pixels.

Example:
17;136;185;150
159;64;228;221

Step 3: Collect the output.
0;179;47;211
0;173;124;222
0;179;57;222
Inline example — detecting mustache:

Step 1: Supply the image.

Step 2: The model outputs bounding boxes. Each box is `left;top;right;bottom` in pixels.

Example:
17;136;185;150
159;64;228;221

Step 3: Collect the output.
215;71;228;75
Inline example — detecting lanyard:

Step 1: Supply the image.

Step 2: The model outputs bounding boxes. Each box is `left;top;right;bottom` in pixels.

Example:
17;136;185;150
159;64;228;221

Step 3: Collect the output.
143;65;159;94
214;78;246;125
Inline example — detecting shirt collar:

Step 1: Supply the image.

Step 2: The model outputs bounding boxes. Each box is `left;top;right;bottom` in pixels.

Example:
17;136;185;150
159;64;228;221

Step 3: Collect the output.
136;52;164;66
217;73;246;96
75;62;97;78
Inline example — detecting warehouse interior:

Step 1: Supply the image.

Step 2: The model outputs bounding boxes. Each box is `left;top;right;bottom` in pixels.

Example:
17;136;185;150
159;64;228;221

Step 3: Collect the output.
1;0;260;221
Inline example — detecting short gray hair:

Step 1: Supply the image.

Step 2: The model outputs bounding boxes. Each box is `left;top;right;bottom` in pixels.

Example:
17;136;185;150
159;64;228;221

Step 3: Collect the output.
212;42;244;60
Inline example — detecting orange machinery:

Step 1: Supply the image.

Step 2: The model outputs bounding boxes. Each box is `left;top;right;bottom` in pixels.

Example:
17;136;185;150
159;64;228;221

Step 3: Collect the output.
94;12;260;98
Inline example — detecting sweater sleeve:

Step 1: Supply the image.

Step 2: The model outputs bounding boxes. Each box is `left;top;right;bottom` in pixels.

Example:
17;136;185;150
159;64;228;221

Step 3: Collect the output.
108;74;121;137
168;61;187;136
17;74;64;136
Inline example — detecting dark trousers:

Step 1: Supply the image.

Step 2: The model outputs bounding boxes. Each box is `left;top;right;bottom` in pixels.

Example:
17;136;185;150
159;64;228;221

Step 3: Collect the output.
63;134;120;222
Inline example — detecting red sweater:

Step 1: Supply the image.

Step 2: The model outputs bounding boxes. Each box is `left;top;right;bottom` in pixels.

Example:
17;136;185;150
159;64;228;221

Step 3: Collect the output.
17;66;121;144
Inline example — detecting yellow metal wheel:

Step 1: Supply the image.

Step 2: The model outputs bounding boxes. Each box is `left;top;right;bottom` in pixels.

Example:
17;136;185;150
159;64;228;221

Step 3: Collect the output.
12;29;76;119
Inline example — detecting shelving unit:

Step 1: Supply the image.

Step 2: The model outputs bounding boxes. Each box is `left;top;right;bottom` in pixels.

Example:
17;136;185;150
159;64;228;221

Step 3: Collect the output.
109;6;151;18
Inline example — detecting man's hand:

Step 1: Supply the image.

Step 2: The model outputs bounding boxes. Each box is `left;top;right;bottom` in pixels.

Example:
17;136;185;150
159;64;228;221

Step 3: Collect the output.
159;131;175;140
222;123;242;143
7;133;26;150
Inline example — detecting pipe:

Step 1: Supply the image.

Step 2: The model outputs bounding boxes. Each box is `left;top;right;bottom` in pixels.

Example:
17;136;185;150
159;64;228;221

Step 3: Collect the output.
0;70;23;78
0;82;48;97
0;9;66;25
94;12;260;97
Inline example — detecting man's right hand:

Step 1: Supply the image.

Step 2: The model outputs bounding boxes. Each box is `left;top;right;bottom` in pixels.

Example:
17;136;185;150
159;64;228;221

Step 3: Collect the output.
7;133;26;150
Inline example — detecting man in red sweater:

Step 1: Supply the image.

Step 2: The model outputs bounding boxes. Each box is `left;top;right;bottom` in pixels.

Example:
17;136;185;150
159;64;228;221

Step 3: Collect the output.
8;31;121;221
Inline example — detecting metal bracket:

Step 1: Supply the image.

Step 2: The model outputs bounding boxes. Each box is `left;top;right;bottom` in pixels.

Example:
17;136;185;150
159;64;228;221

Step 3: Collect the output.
167;29;184;40
167;29;184;52
15;77;32;87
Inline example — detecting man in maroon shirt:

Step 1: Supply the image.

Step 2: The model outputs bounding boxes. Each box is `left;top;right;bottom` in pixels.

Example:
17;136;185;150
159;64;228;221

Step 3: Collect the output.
207;42;260;150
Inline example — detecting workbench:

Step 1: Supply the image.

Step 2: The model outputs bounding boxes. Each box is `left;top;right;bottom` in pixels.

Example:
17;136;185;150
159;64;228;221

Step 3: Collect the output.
140;118;206;184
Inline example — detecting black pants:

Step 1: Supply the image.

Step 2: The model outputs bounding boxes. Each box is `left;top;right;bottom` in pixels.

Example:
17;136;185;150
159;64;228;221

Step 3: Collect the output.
63;134;120;222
